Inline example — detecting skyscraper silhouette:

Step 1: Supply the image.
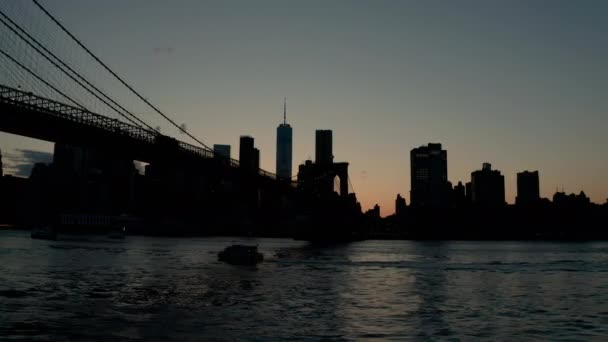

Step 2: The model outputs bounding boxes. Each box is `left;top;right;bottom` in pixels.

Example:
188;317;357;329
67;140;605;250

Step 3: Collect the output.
453;181;467;207
53;143;85;176
315;130;333;166
410;143;450;207
276;98;292;180
253;148;260;172
239;136;255;172
298;129;349;198
213;144;231;159
395;194;406;216
516;170;540;205
471;163;505;207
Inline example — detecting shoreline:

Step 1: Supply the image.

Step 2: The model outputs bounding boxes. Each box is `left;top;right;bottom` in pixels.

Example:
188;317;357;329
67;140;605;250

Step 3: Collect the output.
2;225;607;242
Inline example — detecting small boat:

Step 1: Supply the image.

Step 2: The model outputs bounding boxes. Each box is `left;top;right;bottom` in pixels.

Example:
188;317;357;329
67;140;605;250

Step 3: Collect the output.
108;226;126;239
31;226;57;240
218;244;264;265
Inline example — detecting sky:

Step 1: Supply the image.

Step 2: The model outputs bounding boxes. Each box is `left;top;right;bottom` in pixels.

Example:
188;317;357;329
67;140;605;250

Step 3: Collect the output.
0;0;607;216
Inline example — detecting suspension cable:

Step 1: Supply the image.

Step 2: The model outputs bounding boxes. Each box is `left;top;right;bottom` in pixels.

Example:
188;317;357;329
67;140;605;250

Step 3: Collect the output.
32;0;211;150
0;10;156;130
0;47;86;109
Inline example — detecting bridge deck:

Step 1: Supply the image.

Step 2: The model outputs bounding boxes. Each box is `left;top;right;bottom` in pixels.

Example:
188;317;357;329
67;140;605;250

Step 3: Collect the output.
0;84;286;182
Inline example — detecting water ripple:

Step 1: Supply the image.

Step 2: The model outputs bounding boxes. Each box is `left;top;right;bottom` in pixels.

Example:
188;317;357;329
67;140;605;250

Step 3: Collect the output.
1;233;607;340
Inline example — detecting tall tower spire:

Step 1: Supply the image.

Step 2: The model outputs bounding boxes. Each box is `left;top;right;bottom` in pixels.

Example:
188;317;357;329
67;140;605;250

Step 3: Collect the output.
276;97;293;180
283;97;287;125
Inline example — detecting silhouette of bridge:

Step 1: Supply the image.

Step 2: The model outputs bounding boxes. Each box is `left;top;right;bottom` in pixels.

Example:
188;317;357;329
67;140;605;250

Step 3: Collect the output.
0;83;279;181
0;2;362;235
0;1;282;181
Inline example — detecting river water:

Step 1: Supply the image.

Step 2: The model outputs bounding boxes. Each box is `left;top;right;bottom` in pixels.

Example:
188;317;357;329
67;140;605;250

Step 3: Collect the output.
1;230;607;341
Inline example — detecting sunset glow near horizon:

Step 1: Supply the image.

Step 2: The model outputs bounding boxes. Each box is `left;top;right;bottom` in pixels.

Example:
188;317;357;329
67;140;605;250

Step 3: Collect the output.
1;1;607;216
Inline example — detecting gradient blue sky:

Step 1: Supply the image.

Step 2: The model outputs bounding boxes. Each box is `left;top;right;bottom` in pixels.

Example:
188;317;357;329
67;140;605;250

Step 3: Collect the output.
1;0;607;216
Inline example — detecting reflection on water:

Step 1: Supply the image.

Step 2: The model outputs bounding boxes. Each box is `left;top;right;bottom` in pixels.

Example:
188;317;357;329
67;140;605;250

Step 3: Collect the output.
1;230;607;340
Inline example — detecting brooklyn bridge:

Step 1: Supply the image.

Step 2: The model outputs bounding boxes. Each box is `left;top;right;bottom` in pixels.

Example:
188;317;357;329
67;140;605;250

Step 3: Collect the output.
0;1;363;236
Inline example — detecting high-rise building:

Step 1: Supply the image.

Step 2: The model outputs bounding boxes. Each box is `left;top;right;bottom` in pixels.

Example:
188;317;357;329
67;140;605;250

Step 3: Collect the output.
213;144;231;159
297;129;349;198
253;148;260;172
516;170;540;205
239;136;255;172
410;143;450;207
315;130;333;166
470;163;505;207
276;98;292;180
365;204;381;219
53;143;85;176
465;182;472;203
395;193;406;216
453;181;467;207
553;191;590;207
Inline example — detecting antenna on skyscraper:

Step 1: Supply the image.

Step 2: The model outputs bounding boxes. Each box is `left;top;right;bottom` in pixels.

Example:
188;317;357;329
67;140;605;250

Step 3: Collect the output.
283;97;287;125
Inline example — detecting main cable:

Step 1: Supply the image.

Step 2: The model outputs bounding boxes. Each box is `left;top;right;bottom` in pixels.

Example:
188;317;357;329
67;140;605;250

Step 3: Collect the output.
32;0;212;150
0;9;156;130
0;47;86;110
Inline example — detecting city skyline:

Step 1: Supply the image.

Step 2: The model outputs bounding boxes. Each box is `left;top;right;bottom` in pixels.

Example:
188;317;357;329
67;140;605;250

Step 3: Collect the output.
2;3;608;341
1;0;607;216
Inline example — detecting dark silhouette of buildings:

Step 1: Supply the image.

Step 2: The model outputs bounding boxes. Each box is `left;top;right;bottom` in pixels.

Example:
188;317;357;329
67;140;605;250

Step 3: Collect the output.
293;129;364;241
452;181;467;207
410;143;451;207
0;149;28;223
276;98;293;180
1;104;606;241
470;163;505;207
315;130;333;166
395;194;406;216
253;148;260;171
0;175;27;224
365;204;381;219
465;181;472;203
516;170;540;205
553;191;590;207
239;136;256;172
213;144;231;159
297;160;316;194
51;143;137;215
297;160;349;198
298;130;349;198
53;143;85;175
